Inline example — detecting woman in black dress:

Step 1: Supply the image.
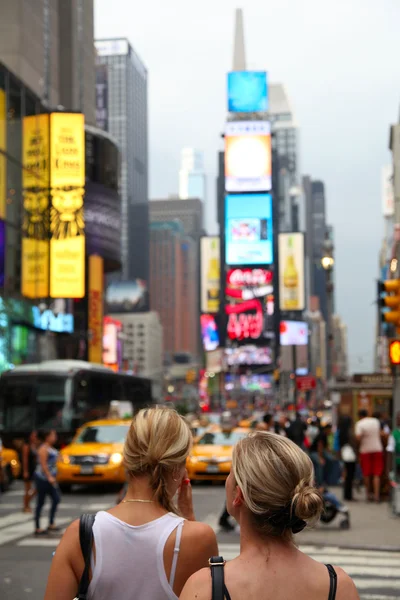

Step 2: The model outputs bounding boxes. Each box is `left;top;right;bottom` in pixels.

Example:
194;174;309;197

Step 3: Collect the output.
22;431;38;513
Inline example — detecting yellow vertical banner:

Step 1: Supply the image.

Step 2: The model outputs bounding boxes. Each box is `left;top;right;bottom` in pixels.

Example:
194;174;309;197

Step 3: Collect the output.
88;255;104;364
0;89;6;219
49;113;85;298
21;114;50;298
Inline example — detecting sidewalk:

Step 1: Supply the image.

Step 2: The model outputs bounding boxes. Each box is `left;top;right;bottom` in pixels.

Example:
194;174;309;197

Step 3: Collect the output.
298;487;400;550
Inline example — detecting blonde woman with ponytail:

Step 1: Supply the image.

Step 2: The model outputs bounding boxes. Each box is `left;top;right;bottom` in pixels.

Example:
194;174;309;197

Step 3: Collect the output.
181;431;359;600
44;407;218;600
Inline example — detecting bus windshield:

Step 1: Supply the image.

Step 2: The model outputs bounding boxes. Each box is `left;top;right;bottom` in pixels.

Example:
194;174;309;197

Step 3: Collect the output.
0;362;152;442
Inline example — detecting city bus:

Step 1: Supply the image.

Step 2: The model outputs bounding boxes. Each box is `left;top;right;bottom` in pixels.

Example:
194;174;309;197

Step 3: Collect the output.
0;360;153;446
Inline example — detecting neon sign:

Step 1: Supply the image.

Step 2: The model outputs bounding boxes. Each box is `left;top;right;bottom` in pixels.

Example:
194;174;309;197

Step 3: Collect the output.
226;298;263;341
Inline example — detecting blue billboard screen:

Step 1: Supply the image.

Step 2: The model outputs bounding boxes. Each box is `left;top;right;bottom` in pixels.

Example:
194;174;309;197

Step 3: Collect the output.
225;194;273;266
227;71;268;113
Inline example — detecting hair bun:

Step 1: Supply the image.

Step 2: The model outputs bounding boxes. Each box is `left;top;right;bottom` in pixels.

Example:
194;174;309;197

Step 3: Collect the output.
292;480;323;522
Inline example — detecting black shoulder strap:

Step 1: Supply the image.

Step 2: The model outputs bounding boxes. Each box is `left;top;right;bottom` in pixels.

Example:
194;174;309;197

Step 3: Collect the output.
326;564;337;600
76;514;96;600
209;556;231;600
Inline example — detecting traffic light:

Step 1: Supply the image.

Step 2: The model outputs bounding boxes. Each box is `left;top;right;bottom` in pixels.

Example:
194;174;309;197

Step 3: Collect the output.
378;279;400;328
389;340;400;365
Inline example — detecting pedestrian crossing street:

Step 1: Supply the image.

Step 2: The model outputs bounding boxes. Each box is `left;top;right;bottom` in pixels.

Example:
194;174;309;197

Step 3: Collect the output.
0;488;399;600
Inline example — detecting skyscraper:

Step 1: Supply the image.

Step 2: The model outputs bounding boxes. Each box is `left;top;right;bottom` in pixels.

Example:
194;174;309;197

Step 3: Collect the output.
304;177;330;322
179;148;206;202
0;0;96;124
269;84;300;232
149;221;198;358
95;38;148;282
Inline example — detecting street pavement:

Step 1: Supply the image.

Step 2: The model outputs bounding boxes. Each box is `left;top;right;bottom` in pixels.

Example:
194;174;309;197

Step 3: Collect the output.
0;482;399;599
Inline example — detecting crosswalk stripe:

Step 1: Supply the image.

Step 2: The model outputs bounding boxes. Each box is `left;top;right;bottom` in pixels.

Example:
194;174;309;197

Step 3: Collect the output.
18;538;61;547
353;579;400;590
300;546;400;558
0;518;70;546
0;514;32;529
306;555;400;567
2;489;24;496
362;596;399;600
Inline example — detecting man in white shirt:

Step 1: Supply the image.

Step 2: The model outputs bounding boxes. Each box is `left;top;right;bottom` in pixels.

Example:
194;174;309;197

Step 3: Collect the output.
355;409;384;502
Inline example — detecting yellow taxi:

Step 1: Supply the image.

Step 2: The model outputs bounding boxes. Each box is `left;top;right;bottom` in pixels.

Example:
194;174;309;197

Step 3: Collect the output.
186;427;249;482
0;448;21;490
57;419;130;491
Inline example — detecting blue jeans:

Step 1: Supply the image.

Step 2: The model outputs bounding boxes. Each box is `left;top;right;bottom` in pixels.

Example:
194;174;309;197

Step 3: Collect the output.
34;475;60;530
323;490;344;511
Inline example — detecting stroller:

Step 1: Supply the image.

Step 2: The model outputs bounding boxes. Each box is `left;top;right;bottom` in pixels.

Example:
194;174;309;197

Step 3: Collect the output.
320;488;350;529
310;453;351;529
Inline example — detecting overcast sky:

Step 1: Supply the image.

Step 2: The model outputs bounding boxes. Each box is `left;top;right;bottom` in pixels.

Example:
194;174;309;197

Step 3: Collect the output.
95;0;400;374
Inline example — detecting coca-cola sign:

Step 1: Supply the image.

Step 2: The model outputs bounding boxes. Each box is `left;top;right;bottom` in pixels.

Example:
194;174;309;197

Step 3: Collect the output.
227;268;273;288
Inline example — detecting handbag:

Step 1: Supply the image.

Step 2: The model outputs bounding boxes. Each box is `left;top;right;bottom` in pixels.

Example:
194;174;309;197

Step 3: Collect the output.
341;444;356;463
209;556;231;600
73;513;96;600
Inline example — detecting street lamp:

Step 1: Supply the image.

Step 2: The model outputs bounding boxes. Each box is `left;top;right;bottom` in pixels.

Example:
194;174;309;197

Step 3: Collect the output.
321;234;335;383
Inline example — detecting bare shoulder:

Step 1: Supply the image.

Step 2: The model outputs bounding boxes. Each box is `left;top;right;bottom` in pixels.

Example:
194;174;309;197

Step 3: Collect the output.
179;567;211;600
55;519;82;571
182;520;217;547
335;566;360;600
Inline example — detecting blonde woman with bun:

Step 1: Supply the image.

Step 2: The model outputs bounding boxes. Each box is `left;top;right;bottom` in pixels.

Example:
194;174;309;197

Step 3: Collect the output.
181;432;359;600
44;407;218;600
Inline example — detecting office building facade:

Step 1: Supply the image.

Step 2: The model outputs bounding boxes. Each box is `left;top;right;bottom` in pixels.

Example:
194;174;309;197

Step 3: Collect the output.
149;221;198;359
0;0;95;124
179;148;206;201
269;83;300;233
95;38;148;281
150;198;204;242
108;311;163;399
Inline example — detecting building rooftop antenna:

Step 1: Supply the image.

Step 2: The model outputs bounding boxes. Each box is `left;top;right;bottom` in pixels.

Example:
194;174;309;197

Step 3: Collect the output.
233;8;247;71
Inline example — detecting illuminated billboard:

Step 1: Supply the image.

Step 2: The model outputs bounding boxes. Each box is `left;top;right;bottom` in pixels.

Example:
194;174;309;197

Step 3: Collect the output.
225;121;271;192
0;89;6;219
226;267;274;343
106;280;149;313
22;114;50;189
21;114;51;298
225;345;273;367
227;71;268;113
225;194;273;266
200;314;220;352
49;113;85;298
50;113;85;188
21;112;85;299
280;321;308;346
278;233;305;311
88;255;104;364
200;237;220;313
103;317;122;366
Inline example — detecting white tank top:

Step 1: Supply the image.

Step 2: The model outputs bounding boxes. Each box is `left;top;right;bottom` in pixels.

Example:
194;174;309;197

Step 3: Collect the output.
88;511;185;600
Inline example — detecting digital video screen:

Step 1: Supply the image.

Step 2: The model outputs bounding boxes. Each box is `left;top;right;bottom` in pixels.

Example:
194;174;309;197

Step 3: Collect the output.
225;194;273;266
225;121;271;192
225;345;272;366
227;71;268;113
280;321;308;346
200;314;220;352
